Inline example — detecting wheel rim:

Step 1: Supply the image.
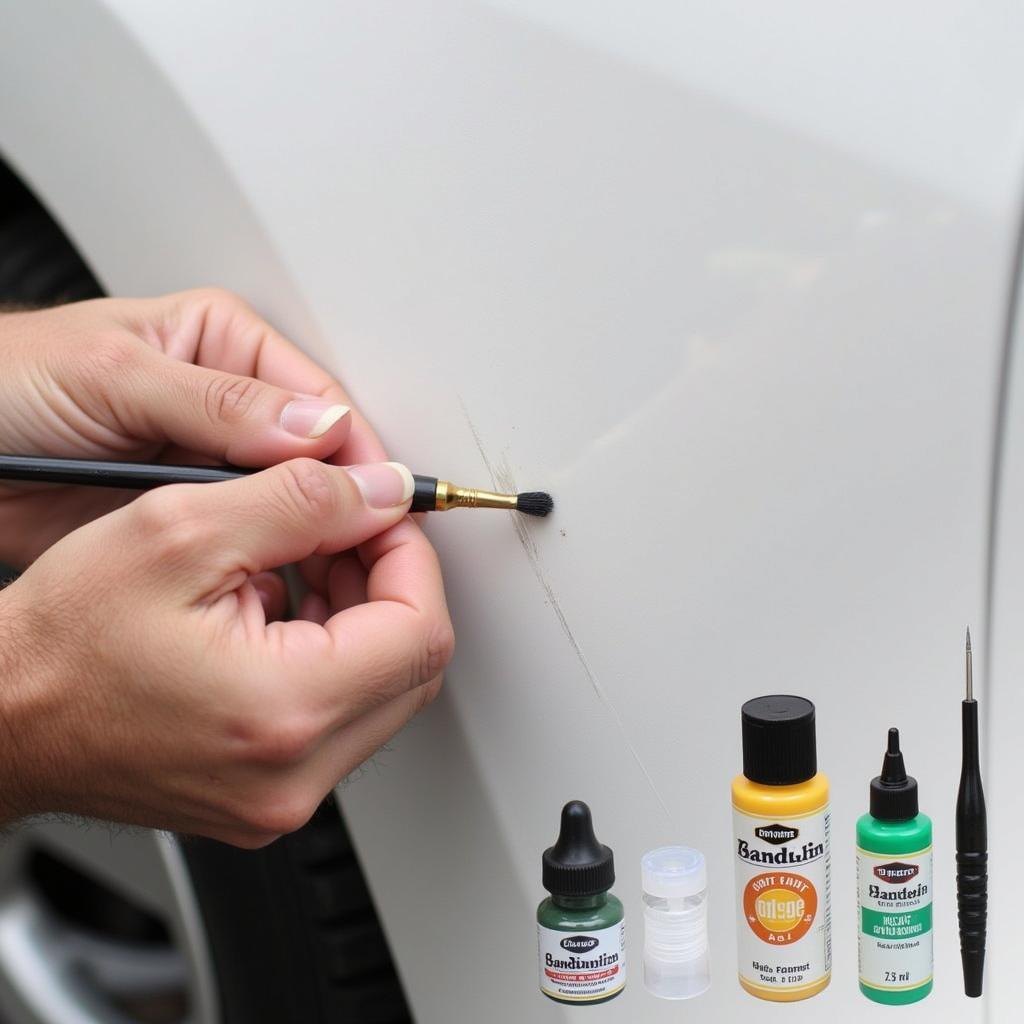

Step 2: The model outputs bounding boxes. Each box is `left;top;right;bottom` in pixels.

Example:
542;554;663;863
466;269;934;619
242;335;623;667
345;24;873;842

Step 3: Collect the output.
0;819;220;1024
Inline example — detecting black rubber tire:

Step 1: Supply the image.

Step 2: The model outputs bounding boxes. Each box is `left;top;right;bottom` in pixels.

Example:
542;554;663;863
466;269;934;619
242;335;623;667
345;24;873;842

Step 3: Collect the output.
0;159;102;305
0;158;412;1023
182;799;412;1023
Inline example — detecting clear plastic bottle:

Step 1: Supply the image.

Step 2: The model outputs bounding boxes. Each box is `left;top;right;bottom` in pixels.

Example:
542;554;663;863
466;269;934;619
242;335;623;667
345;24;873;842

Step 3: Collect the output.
641;846;711;999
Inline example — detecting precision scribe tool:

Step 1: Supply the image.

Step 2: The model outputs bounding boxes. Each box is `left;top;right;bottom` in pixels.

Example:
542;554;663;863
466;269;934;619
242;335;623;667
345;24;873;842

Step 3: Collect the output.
0;455;554;516
956;627;987;998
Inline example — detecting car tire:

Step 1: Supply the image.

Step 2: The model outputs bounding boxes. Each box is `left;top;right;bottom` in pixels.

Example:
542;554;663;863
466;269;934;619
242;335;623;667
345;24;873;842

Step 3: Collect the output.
183;799;411;1024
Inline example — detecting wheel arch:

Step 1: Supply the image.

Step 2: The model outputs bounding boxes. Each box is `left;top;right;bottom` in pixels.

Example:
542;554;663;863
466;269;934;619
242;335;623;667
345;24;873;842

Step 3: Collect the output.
0;1;309;330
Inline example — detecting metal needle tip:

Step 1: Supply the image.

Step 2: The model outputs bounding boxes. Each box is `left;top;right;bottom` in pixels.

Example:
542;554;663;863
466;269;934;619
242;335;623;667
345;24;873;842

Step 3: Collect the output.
965;626;973;701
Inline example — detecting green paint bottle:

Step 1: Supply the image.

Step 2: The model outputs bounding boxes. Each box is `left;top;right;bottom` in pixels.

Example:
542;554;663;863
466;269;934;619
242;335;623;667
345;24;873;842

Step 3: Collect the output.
856;728;933;1004
537;801;626;1005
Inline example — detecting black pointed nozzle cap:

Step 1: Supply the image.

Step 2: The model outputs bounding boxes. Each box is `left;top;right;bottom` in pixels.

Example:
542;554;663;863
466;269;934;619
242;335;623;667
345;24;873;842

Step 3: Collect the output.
870;727;919;821
542;801;615;897
741;695;817;785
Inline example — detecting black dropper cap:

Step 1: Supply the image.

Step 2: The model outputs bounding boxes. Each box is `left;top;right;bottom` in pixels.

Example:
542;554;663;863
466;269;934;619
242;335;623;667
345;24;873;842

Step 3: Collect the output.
542;801;615;897
741;695;817;785
870;727;919;821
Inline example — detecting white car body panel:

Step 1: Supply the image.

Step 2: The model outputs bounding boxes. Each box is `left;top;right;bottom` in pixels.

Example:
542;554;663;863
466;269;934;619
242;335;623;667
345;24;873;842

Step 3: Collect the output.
3;3;1023;1020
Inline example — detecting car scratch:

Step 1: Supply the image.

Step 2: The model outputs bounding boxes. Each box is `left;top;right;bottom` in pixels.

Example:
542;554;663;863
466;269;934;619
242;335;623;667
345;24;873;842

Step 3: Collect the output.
458;398;673;826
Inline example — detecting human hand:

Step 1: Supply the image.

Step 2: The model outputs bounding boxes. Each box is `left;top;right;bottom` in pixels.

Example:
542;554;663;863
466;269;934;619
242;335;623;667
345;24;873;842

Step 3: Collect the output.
0;289;377;564
0;457;453;846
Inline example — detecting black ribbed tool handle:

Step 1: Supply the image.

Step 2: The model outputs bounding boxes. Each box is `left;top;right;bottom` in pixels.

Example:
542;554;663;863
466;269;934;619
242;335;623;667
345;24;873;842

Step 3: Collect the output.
956;848;987;997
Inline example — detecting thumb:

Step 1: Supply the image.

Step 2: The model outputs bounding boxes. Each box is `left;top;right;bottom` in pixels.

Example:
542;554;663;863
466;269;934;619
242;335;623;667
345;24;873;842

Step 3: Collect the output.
121;346;352;464
134;459;415;591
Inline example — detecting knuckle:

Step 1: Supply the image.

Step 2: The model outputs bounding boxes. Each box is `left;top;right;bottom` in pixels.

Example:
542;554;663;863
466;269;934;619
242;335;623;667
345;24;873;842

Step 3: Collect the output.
132;487;208;556
185;287;257;329
275;459;336;523
204;373;264;426
84;336;142;381
223;830;281;851
244;787;318;837
133;487;187;532
415;676;444;714
248;714;319;767
421;620;455;682
224;700;321;767
395;619;455;694
191;285;242;308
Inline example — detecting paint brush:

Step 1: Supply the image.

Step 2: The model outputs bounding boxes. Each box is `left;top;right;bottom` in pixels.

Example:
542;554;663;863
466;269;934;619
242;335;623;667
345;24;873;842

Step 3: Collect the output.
0;455;554;517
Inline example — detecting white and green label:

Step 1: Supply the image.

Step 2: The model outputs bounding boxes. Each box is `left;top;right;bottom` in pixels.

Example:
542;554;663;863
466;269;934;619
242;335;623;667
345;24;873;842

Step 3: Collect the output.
537;921;626;1003
856;846;932;993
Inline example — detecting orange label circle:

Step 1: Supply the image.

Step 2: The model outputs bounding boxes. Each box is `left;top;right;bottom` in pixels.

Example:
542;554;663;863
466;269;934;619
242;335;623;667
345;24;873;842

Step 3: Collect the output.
742;872;817;945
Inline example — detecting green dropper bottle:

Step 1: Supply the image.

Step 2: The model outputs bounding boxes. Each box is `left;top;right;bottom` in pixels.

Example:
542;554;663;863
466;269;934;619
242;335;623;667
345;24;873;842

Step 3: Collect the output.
856;728;933;1004
537;801;626;1005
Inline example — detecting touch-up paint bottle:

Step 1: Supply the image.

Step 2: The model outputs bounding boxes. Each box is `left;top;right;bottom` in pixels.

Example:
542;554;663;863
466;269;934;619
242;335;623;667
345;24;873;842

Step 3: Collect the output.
732;696;832;1001
857;728;933;1004
537;801;626;1005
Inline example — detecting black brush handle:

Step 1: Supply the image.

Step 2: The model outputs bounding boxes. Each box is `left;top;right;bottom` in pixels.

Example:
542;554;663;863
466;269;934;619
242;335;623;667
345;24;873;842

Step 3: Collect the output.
956;697;987;998
0;454;248;488
0;455;438;512
956;849;987;997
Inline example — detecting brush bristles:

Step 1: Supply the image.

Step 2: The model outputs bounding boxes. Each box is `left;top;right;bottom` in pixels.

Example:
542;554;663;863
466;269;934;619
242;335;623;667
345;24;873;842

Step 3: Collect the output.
515;491;554;517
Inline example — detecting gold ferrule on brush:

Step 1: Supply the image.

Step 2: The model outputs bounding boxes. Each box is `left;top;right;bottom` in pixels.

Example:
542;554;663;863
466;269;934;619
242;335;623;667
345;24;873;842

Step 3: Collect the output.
434;479;518;511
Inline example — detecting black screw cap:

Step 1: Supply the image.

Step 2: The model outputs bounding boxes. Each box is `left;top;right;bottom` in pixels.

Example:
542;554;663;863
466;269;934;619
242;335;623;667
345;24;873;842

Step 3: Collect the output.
741;695;817;786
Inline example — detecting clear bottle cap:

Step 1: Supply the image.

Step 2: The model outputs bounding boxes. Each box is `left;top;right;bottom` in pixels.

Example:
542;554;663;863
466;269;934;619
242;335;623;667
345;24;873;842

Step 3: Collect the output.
641;846;710;1000
642;846;707;900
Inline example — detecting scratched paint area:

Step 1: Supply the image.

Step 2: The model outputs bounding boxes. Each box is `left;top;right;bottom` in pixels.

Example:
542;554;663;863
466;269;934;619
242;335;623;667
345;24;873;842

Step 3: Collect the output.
459;400;673;827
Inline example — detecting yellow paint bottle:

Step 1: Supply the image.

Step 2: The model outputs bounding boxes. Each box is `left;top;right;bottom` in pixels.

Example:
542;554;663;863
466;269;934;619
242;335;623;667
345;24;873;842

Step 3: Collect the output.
732;696;831;1001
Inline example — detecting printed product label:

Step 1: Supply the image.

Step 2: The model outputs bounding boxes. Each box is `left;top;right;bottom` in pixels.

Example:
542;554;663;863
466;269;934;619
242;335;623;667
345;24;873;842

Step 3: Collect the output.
733;805;832;996
857;846;932;994
537;921;626;1003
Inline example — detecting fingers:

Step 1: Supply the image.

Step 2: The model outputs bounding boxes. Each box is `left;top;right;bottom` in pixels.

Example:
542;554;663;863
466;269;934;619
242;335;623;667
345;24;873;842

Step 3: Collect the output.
126;459;416;595
328;555;368;611
295;552;367;609
280;521;445;728
117;345;354;465
297;553;333;595
250;572;288;621
125;289;388;465
311;517;452;719
254;516;451;726
297;591;330;625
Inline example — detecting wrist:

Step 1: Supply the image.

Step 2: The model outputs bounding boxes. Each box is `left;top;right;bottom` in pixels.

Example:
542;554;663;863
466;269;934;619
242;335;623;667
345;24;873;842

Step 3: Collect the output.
0;581;52;823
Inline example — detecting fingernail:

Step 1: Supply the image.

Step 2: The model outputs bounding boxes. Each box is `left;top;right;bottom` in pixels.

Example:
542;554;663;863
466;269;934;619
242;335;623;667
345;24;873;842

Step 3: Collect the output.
281;399;350;439
346;462;415;508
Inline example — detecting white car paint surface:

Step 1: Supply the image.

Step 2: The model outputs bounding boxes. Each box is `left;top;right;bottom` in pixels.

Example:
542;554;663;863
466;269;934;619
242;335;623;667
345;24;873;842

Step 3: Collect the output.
3;3;1023;1021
